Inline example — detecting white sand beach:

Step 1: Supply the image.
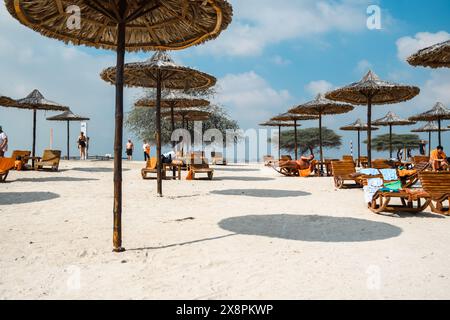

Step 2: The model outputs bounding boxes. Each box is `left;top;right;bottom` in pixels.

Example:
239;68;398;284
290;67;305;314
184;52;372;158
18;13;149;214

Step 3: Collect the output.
1;160;450;300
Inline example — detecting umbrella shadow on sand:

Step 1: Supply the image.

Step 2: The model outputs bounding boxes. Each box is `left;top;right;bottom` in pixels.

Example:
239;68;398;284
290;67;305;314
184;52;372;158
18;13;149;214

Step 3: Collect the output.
213;167;261;173
219;214;402;242
70;167;130;173
0;192;60;205
15;177;99;183
210;189;311;198
215;177;275;182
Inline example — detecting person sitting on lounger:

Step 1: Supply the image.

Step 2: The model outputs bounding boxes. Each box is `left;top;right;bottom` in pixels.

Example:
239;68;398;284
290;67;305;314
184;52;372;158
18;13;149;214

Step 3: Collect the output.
430;145;449;171
278;147;315;171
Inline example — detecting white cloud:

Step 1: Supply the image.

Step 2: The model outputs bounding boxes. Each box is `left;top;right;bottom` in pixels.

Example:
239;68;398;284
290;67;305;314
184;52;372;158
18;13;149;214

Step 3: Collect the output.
355;59;373;73
272;55;291;66
197;0;372;57
305;80;334;97
396;31;450;62
215;72;291;128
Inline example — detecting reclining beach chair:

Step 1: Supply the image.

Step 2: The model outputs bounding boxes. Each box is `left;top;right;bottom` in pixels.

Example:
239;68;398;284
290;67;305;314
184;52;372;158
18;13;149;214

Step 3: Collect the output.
10;150;31;169
34;150;61;171
331;161;364;189
141;157;165;180
368;168;431;215
419;171;450;216
358;156;369;168
413;156;430;166
0;158;15;182
188;154;214;180
371;159;392;169
211;152;227;166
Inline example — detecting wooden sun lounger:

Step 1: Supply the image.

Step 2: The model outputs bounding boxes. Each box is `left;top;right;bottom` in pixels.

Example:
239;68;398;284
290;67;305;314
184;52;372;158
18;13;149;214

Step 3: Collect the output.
413;156;430;165
0;158;15;182
211;152;227;166
10;150;31;168
371;159;392;169
189;155;214;180
331;160;364;189
34;150;61;171
141;158;166;180
419;171;450;216
369;189;431;214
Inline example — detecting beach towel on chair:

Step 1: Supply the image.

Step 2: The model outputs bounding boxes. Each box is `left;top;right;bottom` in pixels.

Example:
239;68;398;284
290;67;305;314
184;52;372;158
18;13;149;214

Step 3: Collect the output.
363;178;383;203
0;158;15;172
379;169;398;181
186;170;194;180
299;168;311;177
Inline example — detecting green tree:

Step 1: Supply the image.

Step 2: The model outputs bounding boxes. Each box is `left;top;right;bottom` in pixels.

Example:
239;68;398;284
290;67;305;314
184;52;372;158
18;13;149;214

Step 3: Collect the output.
280;127;342;154
125;103;240;146
365;134;421;151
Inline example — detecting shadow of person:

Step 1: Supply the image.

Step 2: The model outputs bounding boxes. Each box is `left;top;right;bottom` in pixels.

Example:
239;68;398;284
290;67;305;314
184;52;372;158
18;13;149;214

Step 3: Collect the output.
219;214;402;242
213;167;261;172
15;177;99;183
0;192;60;205
210;189;311;198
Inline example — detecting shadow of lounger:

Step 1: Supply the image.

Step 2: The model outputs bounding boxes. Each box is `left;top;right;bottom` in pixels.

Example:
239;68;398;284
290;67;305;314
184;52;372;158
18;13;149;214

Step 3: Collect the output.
219;214;402;242
0;192;60;205
210;189;311;198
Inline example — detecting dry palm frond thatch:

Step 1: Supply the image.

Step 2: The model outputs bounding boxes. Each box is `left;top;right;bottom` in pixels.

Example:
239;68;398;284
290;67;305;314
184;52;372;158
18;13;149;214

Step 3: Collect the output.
407;40;450;69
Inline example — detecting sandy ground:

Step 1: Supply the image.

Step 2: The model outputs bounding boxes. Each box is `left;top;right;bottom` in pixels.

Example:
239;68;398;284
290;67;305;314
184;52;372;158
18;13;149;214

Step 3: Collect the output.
0;160;449;300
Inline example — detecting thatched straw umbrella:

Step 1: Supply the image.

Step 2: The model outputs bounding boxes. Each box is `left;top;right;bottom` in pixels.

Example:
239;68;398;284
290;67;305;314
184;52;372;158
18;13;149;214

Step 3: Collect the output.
407;40;450;69
340;119;379;167
135;91;209;146
1;89;69;165
372;111;416;158
326;70;420;167
162;109;211;129
101;51;216;198
411;122;450;156
46;110;90;159
289;94;354;174
5;0;233;253
259;121;297;159
409;102;450;146
271;112;318;160
0;93;15;107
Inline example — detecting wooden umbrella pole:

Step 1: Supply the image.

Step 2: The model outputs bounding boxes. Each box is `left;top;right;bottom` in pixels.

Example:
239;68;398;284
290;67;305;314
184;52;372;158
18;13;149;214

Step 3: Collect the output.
112;4;126;253
429;131;432;156
367;95;373;167
278;126;281;160
170;104;176;177
156;69;163;197
32;108;36;168
294;120;298;160
438;118;442;146
319;114;324;175
67;120;70;160
357;129;361;167
389;125;393;159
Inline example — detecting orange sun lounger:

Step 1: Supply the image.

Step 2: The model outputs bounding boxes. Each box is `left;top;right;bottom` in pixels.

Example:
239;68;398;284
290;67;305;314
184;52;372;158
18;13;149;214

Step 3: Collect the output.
0;158;16;182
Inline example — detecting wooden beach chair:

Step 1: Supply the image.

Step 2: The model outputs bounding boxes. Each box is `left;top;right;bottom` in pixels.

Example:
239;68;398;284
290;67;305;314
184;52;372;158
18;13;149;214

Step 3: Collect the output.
10;150;31;169
331;161;364;189
141;158;165;180
368;169;431;215
412;156;430;166
419;171;450;216
34;150;61;171
0;157;15;182
372;159;392;169
211;152;227;166
188;154;214;180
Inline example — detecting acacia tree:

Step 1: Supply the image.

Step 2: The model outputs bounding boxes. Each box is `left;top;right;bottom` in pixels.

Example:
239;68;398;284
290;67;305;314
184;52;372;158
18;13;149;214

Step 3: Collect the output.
280;127;342;154
365;134;421;151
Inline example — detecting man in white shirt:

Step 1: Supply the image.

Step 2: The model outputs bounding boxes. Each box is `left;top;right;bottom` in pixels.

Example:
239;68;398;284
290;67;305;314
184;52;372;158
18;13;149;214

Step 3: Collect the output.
0;126;8;158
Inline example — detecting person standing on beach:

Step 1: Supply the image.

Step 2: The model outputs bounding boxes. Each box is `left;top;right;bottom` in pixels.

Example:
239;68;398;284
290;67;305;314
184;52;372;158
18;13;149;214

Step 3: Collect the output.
419;140;426;156
77;132;87;160
126;139;134;161
0;126;8;158
143;140;151;161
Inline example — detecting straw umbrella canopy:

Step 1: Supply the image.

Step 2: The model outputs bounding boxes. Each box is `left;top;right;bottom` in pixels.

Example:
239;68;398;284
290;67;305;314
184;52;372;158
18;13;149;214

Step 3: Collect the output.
325;70;420;167
411;122;450;156
409;102;450;146
1;89;69;164
260;121;298;159
0;93;15;107
5;0;233;253
340;119;379;166
135;91;210;146
46;110;90;159
271;112;318;160
101;51;216;198
372;111;416;158
407;40;450;69
162;109;211;128
289;94;354;173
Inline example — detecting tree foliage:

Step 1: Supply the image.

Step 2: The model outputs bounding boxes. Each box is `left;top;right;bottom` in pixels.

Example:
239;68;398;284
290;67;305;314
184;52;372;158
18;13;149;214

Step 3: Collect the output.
279;127;342;154
364;134;421;151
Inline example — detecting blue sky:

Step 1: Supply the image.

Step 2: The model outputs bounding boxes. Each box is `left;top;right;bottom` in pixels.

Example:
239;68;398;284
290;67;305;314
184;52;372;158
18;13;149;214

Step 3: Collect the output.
1;0;449;160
